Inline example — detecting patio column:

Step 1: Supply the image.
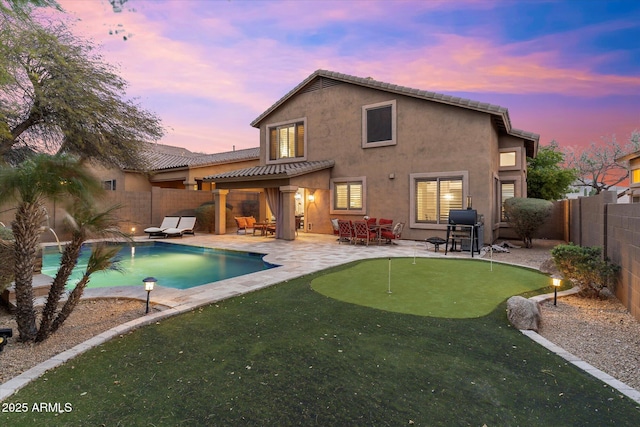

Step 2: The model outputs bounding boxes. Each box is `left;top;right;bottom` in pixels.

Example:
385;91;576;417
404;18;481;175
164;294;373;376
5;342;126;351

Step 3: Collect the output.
280;185;298;241
183;180;197;190
212;189;229;235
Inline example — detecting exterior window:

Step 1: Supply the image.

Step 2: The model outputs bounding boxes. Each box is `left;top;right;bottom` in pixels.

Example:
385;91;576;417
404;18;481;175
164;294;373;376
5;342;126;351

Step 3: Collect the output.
102;180;116;191
362;100;396;148
330;177;366;215
631;168;640;185
415;177;463;224
501;182;515;221
500;151;517;167
268;120;305;162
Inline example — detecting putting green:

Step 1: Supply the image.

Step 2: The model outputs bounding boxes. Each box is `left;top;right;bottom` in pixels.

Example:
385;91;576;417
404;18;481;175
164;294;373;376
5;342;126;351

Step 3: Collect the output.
311;258;550;318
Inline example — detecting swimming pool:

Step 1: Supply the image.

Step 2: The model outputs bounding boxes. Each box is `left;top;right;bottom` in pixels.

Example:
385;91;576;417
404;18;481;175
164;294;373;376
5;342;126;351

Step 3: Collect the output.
41;241;279;290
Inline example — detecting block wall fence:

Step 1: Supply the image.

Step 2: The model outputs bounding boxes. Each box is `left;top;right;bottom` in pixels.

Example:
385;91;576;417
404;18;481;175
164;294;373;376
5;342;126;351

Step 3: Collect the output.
548;191;639;321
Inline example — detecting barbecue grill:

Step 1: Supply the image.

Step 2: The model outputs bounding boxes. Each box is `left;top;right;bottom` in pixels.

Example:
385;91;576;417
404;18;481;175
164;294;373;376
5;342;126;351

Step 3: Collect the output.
445;209;480;256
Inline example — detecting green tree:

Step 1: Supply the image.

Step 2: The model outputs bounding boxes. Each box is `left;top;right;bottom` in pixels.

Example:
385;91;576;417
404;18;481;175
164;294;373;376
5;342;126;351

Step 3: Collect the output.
36;201;127;342
0;16;163;168
564;131;640;194
503;197;553;248
527;141;577;200
0;154;124;342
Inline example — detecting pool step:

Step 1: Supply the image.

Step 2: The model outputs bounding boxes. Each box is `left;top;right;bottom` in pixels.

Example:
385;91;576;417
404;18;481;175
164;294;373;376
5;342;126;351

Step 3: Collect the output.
1;274;53;309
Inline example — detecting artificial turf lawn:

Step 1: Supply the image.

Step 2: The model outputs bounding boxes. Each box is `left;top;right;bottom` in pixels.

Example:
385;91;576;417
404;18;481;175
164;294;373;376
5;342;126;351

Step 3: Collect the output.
311;258;550;317
3;262;639;426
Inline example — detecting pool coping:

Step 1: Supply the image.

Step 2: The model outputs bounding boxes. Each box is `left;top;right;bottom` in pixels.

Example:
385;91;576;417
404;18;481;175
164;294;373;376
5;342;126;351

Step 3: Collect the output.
2;234;638;404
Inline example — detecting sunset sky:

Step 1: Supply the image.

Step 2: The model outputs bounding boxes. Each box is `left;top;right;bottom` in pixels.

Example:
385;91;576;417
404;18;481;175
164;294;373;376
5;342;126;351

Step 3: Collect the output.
50;0;640;155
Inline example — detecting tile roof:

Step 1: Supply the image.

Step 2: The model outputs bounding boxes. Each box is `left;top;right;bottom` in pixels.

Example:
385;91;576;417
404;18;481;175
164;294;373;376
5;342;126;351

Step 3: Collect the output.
204;160;335;182
250;69;539;148
136;145;260;171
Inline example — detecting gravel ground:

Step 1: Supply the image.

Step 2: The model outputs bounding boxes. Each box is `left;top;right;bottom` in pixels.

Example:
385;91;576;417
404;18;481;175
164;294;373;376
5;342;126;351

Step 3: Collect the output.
0;299;145;384
1;239;639;392
488;239;640;391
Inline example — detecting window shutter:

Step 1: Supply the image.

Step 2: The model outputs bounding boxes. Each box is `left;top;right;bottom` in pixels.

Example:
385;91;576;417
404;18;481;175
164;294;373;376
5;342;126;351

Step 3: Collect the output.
296;123;304;157
335;183;348;209
439;179;462;223
349;183;362;209
269;128;277;160
367;106;392;143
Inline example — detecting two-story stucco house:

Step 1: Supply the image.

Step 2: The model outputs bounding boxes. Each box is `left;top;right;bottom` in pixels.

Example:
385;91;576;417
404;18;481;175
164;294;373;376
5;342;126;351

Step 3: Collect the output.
205;70;539;243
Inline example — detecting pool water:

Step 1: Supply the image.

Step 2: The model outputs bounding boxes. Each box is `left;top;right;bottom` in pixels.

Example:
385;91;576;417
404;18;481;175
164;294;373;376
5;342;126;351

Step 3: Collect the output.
41;242;278;290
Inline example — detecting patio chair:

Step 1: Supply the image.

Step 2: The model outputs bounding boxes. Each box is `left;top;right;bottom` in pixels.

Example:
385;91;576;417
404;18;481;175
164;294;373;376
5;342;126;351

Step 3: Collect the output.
331;218;340;237
163;216;197;238
379;218;393;230
353;220;378;246
235;216;256;234
337;220;354;244
144;216;180;238
381;222;404;244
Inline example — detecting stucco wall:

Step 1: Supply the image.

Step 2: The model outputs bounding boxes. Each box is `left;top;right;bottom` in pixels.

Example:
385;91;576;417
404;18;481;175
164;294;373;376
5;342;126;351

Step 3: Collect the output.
257;82;524;243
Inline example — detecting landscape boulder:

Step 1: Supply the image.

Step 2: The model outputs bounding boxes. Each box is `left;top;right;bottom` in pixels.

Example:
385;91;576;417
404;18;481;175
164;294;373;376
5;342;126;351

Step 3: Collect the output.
506;296;541;331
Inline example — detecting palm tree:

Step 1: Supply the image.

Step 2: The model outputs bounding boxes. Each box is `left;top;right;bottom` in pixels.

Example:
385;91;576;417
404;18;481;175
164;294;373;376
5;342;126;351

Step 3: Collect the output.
48;243;123;336
0;154;104;341
36;201;128;342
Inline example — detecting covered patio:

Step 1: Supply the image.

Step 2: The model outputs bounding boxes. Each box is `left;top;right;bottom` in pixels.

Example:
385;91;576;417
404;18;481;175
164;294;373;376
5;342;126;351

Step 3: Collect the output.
204;160;334;240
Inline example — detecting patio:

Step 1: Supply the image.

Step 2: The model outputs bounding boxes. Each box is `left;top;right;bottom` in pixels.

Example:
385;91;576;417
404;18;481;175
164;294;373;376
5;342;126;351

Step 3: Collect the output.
78;232;442;310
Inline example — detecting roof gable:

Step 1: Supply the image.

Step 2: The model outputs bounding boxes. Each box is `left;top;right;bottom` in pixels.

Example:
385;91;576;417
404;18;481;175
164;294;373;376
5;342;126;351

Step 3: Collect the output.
251;69;539;156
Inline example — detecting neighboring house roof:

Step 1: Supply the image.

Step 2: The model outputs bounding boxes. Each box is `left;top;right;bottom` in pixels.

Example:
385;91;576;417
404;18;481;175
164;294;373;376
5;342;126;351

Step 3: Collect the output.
204;160;335;183
251;69;539;157
615;150;640;163
135;144;260;171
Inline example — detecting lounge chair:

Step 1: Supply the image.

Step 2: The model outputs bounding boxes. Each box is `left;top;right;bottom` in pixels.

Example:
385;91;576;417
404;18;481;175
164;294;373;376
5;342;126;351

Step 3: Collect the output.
144;216;180;238
163;216;197;238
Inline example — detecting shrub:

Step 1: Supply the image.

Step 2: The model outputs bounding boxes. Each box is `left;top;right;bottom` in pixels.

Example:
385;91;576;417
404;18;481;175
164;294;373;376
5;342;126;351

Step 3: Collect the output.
195;203;216;233
551;243;619;298
0;225;13;240
503;197;553;248
194;202;235;233
241;199;259;218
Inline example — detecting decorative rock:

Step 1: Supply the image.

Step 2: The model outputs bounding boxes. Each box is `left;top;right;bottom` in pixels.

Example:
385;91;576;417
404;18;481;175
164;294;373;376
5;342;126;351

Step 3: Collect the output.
506;296;541;331
538;258;559;275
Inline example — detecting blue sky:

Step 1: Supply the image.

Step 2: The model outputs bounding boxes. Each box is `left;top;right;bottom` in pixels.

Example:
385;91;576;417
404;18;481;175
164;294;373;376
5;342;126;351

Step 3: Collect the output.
51;0;640;154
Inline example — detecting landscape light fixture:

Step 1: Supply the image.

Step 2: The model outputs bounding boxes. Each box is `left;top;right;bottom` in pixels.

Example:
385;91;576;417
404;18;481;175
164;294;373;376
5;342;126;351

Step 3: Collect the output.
0;328;13;352
143;277;157;314
551;275;562;306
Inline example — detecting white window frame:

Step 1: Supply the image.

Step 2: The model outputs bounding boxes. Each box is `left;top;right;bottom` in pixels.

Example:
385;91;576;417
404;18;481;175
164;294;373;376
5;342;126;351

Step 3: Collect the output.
362;100;397;148
409;171;469;230
330;176;367;215
266;117;307;164
102;179;116;191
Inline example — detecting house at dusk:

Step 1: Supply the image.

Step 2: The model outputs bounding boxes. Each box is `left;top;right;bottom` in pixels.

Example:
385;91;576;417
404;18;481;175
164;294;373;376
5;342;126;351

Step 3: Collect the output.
204;70;539;243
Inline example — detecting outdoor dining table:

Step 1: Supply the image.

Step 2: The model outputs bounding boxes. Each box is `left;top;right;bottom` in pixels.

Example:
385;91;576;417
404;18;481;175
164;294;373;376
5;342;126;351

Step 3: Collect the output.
253;222;275;236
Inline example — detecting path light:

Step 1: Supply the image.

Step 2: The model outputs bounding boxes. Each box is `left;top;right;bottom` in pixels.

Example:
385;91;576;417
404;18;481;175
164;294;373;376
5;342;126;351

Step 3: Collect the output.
551;274;562;306
143;277;157;314
0;328;12;352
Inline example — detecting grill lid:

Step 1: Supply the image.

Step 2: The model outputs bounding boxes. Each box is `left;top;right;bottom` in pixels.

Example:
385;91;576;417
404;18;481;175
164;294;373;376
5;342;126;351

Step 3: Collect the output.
448;209;477;225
